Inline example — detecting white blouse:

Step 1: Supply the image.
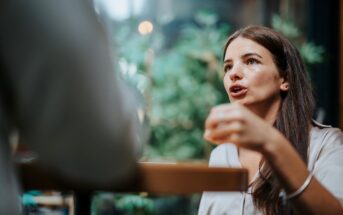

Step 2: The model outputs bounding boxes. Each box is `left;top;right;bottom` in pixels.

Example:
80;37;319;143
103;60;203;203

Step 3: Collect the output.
198;121;343;215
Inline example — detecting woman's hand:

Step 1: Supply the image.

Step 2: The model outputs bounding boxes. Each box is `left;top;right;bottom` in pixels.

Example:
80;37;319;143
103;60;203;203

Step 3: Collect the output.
204;102;281;152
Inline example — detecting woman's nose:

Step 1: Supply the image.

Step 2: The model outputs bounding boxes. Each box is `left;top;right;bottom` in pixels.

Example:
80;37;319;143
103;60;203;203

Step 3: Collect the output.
229;64;243;81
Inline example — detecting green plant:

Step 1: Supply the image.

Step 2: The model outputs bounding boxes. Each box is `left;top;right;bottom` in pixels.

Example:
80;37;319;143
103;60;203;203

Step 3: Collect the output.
116;14;324;164
116;11;230;161
93;11;324;215
272;14;324;64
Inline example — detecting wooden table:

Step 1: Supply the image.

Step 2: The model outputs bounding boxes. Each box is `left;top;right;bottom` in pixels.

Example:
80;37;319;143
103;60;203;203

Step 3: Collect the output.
19;162;248;193
18;161;248;214
136;162;248;194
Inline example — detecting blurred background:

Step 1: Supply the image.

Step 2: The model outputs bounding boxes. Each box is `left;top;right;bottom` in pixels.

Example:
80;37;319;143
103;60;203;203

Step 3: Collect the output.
88;0;341;214
23;0;338;214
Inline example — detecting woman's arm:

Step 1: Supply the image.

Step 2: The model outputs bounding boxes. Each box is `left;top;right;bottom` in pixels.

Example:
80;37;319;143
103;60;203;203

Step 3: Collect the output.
263;131;343;214
204;103;343;214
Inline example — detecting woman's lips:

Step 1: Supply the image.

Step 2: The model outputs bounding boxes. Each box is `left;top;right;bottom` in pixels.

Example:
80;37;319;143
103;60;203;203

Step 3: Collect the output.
230;89;248;98
229;85;248;98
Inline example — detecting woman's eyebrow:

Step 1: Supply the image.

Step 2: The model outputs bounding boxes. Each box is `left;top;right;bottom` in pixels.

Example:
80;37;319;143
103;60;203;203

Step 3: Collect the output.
242;53;263;59
223;59;232;64
224;53;263;63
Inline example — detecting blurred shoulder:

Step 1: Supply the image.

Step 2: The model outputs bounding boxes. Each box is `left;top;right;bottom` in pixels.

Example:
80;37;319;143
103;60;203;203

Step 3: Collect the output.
310;120;343;161
311;120;343;145
209;144;237;167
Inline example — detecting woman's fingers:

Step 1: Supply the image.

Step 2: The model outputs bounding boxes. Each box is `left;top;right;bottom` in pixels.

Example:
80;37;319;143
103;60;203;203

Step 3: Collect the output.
205;109;245;129
203;103;274;151
204;103;254;145
204;122;243;144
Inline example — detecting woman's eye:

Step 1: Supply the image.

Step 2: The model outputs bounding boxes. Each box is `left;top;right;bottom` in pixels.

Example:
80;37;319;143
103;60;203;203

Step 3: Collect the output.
224;65;232;73
247;58;259;65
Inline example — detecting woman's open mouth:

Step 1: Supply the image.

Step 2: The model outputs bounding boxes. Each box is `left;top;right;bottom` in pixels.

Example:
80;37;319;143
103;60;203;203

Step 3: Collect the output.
229;85;248;98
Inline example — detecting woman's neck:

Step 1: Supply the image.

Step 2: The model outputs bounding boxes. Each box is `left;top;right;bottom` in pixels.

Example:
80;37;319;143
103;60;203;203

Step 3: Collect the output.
246;98;281;125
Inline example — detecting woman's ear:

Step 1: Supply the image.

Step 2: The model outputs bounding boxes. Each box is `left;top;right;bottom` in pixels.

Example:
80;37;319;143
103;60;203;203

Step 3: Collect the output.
280;78;289;91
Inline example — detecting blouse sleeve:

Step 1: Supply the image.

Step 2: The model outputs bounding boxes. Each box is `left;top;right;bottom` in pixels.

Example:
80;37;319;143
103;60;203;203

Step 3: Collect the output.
312;128;343;206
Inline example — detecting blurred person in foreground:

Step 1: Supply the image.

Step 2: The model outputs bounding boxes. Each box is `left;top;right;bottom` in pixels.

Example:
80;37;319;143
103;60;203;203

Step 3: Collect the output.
0;0;142;214
199;25;343;214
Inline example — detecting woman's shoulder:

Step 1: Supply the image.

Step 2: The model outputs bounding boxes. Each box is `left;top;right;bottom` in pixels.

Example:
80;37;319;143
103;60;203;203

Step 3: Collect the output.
309;121;343;205
308;120;343;170
208;144;238;167
311;120;343;146
211;143;237;155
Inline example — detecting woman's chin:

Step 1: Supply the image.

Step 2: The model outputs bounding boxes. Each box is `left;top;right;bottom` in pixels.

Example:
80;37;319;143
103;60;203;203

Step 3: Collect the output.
229;98;250;106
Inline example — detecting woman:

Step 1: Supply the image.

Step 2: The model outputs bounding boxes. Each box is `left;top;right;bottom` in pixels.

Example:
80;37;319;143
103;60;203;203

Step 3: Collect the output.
198;25;343;215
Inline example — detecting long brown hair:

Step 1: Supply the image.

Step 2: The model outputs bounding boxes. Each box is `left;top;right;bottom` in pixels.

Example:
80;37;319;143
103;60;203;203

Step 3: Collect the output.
223;26;315;215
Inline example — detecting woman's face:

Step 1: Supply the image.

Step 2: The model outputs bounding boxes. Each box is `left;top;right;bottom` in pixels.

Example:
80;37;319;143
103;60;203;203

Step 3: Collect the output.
223;37;288;108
